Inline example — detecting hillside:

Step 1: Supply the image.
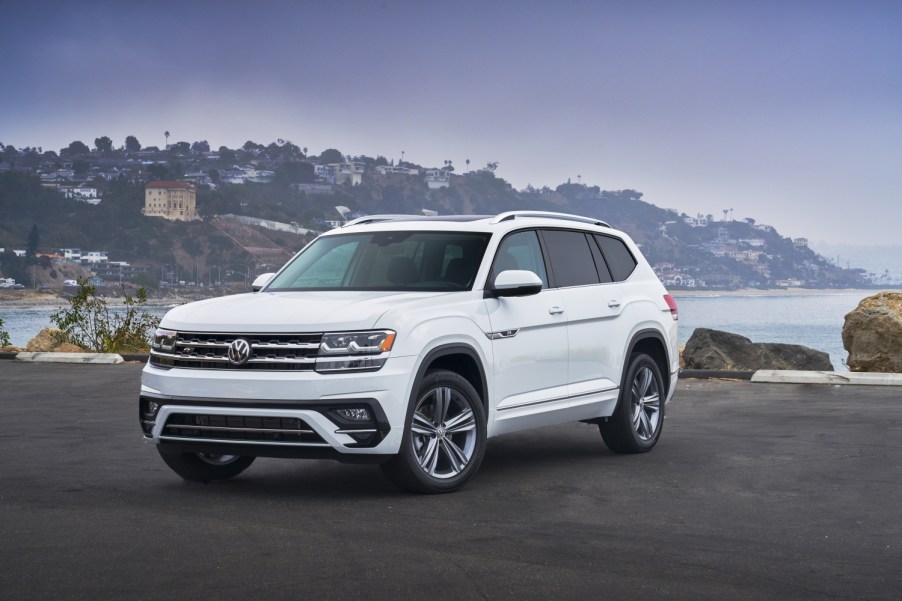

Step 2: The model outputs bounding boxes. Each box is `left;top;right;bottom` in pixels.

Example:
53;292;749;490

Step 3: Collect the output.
0;146;873;290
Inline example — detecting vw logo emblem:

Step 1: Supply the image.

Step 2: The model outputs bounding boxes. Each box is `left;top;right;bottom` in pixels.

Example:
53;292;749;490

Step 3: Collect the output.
227;339;252;366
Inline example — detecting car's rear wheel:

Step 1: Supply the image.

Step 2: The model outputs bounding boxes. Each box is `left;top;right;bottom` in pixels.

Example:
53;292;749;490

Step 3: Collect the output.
381;369;486;493
600;353;664;453
157;449;255;482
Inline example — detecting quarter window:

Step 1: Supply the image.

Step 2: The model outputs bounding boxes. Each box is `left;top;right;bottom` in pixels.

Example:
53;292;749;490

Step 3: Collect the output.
594;235;637;282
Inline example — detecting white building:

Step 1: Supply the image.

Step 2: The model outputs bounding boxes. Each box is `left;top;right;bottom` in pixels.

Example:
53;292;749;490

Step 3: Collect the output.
59;186;101;205
82;251;109;264
425;169;450;189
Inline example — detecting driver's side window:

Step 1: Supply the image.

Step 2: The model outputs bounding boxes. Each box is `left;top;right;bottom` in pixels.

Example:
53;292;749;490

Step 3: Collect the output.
489;230;548;288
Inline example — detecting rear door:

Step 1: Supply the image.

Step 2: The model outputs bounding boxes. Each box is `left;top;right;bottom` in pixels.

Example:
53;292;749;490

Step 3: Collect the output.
539;229;623;410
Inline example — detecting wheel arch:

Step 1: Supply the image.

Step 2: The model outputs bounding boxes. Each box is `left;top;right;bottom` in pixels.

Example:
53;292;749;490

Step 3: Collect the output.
410;344;488;413
622;328;671;399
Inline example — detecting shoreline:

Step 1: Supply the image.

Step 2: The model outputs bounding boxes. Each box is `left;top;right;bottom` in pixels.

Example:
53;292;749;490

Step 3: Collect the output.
2;287;896;308
671;287;895;298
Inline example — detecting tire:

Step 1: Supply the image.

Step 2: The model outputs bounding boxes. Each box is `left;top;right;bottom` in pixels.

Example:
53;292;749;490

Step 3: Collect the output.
157;449;255;482
600;353;665;454
381;369;487;494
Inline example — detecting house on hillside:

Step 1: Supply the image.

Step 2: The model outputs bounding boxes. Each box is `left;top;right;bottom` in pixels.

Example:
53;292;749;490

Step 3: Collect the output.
425;169;450;189
143;181;197;221
59;185;101;205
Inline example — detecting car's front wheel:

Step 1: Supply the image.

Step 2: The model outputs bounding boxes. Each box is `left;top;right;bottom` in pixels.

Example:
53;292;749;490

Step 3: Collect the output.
157;449;256;482
381;369;486;493
600;353;665;453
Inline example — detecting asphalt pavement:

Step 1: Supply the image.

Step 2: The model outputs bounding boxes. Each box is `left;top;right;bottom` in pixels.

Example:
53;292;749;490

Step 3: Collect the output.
1;361;900;600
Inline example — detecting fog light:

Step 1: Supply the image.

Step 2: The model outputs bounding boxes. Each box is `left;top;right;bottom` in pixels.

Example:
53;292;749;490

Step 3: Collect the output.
147;401;160;415
335;408;371;421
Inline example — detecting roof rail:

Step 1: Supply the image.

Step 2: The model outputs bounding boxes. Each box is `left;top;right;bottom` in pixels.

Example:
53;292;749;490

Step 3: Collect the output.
341;214;428;228
490;211;611;228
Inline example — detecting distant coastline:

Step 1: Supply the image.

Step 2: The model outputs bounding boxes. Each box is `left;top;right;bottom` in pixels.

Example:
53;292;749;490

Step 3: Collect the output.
671;287;898;298
2;287;897;309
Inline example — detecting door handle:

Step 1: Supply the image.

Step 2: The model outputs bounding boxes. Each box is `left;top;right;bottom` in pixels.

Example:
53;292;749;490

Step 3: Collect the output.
608;300;621;308
549;306;564;315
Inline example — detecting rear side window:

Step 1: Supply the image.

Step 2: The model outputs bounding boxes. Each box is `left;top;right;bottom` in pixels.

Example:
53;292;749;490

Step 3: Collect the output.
594;235;637;282
541;230;599;288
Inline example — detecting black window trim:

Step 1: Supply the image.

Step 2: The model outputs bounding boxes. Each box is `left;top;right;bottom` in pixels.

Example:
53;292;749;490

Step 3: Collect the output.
592;232;638;283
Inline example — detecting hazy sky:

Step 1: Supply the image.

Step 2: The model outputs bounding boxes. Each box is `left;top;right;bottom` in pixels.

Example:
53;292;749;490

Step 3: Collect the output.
2;0;900;245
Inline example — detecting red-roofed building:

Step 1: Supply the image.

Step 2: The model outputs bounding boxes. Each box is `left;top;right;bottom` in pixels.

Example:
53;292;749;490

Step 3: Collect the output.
143;181;197;221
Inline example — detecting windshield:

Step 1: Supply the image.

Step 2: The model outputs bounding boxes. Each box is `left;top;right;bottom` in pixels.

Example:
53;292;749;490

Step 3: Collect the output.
267;231;491;291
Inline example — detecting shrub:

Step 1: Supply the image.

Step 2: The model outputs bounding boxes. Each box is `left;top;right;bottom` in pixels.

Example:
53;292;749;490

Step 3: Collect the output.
51;280;160;352
0;316;10;347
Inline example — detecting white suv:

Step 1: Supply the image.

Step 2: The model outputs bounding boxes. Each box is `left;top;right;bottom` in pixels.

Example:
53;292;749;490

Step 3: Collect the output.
140;211;679;493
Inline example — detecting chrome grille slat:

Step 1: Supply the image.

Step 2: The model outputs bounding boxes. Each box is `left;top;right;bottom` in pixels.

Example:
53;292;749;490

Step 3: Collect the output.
151;331;324;371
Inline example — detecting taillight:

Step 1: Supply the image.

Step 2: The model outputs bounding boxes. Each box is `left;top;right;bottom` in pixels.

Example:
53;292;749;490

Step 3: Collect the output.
663;294;678;320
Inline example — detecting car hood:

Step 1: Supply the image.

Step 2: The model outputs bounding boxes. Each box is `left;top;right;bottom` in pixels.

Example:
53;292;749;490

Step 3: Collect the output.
159;290;443;332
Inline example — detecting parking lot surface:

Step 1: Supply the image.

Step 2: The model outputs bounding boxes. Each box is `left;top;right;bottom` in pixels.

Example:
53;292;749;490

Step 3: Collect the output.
1;361;900;600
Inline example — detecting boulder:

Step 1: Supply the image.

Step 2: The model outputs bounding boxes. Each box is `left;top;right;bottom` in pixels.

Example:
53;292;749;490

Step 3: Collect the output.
52;342;88;353
683;328;833;371
25;327;68;352
842;292;902;373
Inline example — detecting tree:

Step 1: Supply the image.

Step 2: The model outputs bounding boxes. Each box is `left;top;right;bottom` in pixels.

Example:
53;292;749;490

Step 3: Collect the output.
94;136;113;154
218;146;236;164
147;163;170;180
170;141;190;154
62;140;90;157
125;135;141;152
26;224;39;256
191;140;210;153
319;148;344;164
73;159;90;176
274;161;314;184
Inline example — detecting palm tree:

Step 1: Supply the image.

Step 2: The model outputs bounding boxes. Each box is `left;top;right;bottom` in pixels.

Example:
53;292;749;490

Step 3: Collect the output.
164;131;170;149
465;158;470;173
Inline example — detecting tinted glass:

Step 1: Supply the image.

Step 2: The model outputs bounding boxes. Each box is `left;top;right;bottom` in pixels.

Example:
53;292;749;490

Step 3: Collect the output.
595;234;637;282
267;231;490;291
489;230;548;287
587;236;613;283
541;230;600;288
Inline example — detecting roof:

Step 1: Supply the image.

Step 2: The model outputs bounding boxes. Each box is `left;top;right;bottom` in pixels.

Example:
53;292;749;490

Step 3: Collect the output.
146;181;195;189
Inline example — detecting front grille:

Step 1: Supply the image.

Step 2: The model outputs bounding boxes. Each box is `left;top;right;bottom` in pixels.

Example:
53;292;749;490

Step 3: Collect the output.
151;332;323;371
162;413;328;445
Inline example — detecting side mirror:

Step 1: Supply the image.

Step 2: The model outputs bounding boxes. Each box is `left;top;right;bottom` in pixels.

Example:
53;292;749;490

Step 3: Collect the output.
251;273;275;292
488;270;543;298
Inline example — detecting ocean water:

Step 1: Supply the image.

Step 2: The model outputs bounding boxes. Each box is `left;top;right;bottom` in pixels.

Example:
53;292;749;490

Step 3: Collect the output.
0;290;881;370
674;291;876;370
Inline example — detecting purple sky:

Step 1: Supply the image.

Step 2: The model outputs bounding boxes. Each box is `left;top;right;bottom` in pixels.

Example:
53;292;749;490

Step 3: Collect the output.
2;0;901;244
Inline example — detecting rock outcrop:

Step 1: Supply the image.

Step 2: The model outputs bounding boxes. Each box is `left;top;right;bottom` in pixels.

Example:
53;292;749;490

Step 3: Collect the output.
683;328;833;371
842;292;902;373
25;327;85;353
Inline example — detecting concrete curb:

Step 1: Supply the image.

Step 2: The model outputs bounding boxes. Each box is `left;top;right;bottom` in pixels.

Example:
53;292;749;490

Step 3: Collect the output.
13;352;125;364
2;352;900;386
752;370;902;386
679;369;753;380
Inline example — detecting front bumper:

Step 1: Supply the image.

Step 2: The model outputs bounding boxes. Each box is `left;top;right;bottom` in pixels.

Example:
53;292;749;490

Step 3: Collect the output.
139;354;416;458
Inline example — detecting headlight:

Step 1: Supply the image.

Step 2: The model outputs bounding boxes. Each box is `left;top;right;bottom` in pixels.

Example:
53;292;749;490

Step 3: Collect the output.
151;328;178;352
316;330;395;373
